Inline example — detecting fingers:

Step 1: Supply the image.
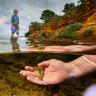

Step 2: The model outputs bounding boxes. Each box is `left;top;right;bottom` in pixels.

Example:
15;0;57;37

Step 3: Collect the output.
25;66;34;71
20;70;47;85
27;77;46;85
20;70;37;77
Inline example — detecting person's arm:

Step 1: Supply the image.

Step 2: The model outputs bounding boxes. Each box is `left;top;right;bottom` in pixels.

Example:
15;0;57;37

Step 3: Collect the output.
11;23;13;28
11;15;14;28
20;55;96;85
68;55;96;78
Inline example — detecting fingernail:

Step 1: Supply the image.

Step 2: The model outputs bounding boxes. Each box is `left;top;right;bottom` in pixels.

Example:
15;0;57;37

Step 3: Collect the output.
27;77;30;80
23;73;26;76
25;66;28;68
20;71;23;74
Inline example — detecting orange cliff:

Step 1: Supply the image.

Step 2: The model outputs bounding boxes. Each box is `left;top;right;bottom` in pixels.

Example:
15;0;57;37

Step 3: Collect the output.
28;1;96;42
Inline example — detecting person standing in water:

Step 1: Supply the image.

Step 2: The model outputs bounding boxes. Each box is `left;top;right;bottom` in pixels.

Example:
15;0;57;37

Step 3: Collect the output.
11;9;19;38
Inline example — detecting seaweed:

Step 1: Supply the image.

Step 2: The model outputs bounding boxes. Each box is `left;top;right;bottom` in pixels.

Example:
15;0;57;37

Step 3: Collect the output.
0;53;95;96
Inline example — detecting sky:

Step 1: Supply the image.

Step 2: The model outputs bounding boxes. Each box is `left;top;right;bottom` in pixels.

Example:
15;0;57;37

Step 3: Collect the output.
0;0;79;36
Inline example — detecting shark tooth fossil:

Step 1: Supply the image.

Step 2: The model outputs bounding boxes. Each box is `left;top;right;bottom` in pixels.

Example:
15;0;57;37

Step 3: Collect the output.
33;67;45;81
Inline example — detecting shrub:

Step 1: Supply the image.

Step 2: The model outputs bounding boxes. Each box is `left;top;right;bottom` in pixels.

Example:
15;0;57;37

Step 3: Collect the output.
59;28;77;39
64;11;71;17
29;22;40;28
41;32;46;36
29;22;41;31
48;33;55;37
50;15;62;22
25;32;30;37
59;22;82;39
84;27;94;37
44;15;62;24
44;18;51;23
64;6;80;17
39;24;45;30
68;22;83;32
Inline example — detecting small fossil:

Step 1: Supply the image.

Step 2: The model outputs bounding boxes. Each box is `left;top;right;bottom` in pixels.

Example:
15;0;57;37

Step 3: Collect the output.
33;67;45;81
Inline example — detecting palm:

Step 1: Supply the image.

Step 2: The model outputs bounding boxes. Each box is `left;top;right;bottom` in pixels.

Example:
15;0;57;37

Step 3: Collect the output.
20;59;69;85
42;60;68;85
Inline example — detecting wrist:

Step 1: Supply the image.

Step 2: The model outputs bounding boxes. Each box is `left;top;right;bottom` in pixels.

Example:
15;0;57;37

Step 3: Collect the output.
65;63;79;79
66;55;96;79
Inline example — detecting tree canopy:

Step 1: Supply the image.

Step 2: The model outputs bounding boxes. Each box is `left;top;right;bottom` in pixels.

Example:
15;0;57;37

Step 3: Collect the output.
62;3;75;13
40;9;55;20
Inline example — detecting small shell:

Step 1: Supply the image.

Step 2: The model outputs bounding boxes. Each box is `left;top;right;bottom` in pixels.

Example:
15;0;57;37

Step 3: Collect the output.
33;67;45;81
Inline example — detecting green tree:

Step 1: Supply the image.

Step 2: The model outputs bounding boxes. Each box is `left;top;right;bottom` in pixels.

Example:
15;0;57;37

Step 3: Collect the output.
29;22;40;31
29;22;40;28
62;3;75;13
40;9;55;20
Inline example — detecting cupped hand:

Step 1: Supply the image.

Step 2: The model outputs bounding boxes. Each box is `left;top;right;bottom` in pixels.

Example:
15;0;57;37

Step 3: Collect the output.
20;59;70;85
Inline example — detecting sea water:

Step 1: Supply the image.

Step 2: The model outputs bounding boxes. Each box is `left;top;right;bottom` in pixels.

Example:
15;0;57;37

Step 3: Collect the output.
0;36;96;96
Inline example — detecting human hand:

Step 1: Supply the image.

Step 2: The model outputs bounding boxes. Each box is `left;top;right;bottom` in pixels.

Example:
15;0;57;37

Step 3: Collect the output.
20;55;96;85
11;23;14;28
11;25;14;28
20;59;71;85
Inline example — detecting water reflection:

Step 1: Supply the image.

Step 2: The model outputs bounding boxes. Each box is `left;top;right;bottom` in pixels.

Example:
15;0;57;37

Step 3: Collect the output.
22;39;96;55
0;36;96;54
26;39;45;50
10;37;20;52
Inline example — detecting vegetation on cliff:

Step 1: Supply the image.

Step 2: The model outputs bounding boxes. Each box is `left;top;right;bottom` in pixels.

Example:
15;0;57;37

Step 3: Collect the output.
84;27;94;37
40;9;55;20
25;0;96;42
59;22;82;39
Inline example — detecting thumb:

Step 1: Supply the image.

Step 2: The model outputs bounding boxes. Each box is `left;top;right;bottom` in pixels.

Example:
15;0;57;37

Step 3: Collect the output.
38;61;50;67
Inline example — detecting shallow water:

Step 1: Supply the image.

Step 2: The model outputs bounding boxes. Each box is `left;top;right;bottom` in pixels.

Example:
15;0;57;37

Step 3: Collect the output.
0;36;76;53
0;36;28;53
0;36;95;54
0;53;96;96
0;36;96;96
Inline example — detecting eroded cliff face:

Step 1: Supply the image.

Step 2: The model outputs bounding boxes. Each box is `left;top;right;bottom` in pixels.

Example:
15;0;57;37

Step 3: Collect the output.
44;1;96;32
77;9;96;42
28;1;96;42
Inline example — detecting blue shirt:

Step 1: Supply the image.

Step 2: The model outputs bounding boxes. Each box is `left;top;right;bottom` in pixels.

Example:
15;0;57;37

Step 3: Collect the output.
11;15;19;25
